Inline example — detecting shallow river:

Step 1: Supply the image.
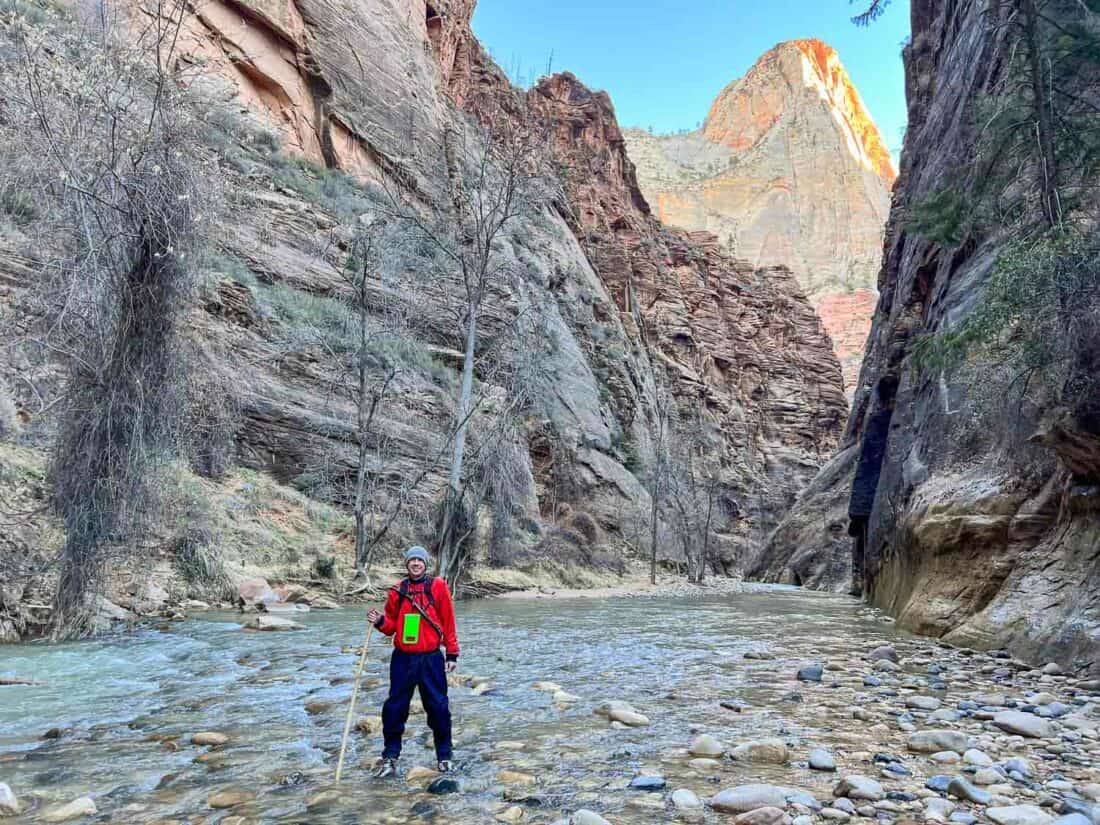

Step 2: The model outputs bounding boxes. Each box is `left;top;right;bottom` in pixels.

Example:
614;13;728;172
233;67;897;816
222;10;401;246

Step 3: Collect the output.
0;585;909;823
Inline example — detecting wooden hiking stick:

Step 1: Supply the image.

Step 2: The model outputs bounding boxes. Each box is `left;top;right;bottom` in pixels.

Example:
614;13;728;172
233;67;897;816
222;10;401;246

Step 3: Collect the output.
335;620;376;783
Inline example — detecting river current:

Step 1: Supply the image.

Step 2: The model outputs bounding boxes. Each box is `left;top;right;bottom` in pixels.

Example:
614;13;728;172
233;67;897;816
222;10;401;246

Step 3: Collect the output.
0;585;907;823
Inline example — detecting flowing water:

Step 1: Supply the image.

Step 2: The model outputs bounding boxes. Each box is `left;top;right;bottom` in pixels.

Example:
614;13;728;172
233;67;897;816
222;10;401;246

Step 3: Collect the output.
0;585;910;823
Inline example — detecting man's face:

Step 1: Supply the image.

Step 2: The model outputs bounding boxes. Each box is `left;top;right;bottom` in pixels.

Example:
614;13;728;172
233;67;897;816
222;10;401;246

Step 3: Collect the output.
406;558;426;578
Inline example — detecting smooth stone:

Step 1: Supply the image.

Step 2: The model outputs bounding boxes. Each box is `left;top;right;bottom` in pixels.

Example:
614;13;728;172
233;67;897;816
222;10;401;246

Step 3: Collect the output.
908;730;969;754
208;789;255;808
42;797;97;823
947;777;992;805
986;806;1055;825
1051;817;1092;825
951;814;978;825
835;776;884;801
810;747;837;772
994;711;1055;738
864;676;884;687
933;751;962;764
629;775;665;790
798;664;824;682
688;758;722;771
243;615;305;631
192;732;230;746
427;777;459;794
497;771;536;786
734;806;792;825
869;646;899;663
533;681;562;692
553;690;580;703
1080;786;1100;803
570;811;612;825
689;734;725;758
731;738;789;764
821;808;851;820
1003;758;1033;778
711;785;790;813
907;696;942;711
974;768;1003;785
964;749;994;767
672;788;703;810
793;817;813;825
925;798;957;822
496;805;525;822
406;766;440;782
0;784;18;816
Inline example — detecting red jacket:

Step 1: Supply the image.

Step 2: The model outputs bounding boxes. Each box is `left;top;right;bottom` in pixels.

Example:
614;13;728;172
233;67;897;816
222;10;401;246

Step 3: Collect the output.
374;576;460;660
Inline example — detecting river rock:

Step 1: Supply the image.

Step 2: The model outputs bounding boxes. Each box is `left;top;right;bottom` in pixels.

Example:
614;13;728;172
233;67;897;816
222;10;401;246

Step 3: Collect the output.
963;749;993;767
908;730;968;753
192;731;230;746
244;615;305;631
994;711;1054;738
594;701;649;727
427;777;459;794
41;797;97;822
673;789;703;810
973;767;1003;785
571;811;612;825
797;664;824;682
810;747;837;771
835;776;884;801
821;808;851;821
0;784;18;816
208;789;255;808
238;577;277;606
925;798;957;822
1080;785;1100;803
869;645;899;663
355;716;383;734
731;738;788;764
987;806;1055;825
947;777;992;805
1051;816;1093;825
496;805;525;822
735;806;792;825
406;766;440;782
533;682;562;692
907;696;942;711
690;734;725;757
553;690;580;703
629;775;665;790
497;771;536;786
933;751;961;764
711;785;790;813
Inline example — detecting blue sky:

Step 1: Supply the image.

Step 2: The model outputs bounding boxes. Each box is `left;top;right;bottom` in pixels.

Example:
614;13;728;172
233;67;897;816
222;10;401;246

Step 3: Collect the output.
472;0;911;164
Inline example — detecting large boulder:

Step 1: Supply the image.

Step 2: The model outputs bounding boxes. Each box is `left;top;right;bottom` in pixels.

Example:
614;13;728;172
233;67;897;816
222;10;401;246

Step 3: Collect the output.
237;577;278;607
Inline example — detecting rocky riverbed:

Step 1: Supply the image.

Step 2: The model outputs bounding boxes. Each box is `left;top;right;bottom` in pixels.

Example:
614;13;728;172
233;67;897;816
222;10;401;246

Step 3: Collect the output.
0;586;1097;823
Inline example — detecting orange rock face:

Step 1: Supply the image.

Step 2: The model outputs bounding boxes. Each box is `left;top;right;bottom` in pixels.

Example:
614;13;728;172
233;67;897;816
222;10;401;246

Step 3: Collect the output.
815;289;878;390
624;39;895;396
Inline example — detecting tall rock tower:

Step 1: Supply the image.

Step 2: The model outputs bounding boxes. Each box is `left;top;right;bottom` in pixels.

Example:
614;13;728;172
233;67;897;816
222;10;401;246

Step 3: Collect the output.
625;39;895;392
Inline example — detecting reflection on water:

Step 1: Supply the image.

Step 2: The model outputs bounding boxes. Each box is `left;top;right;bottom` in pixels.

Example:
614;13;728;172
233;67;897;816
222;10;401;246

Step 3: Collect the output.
0;585;905;823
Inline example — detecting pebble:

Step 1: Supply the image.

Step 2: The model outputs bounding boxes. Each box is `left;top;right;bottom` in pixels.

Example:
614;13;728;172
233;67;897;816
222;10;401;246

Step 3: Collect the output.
192;731;230;746
496;770;536;786
734;806;793;825
964;748;994;767
208;789;255;808
427;777;459;794
570;811;612;825
731;738;789;764
406;766;440;782
798;664;824;682
948;777;993;805
925;798;956;822
628;775;665;790
243;615;305;631
496;804;525;822
869;645;899;663
810;747;837;771
973;767;1004;785
908;730;969;754
907;696;942;711
689;734;725;758
821;808;851;820
933;751;962;764
835;776;885;801
672;788;703;810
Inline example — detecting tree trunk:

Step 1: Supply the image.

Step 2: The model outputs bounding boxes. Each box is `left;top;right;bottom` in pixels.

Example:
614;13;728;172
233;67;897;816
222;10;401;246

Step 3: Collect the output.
648;476;659;585
437;306;478;583
1021;0;1060;227
353;278;371;579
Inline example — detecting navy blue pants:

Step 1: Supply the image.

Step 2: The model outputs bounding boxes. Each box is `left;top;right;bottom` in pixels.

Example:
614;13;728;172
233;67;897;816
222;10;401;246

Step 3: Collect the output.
381;650;452;761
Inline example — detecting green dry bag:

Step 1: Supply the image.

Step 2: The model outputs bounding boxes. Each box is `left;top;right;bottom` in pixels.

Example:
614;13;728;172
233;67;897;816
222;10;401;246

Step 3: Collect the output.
401;612;421;645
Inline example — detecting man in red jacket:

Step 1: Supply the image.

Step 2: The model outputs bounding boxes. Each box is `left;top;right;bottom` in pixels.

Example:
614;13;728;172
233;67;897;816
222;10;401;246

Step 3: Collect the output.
366;546;460;778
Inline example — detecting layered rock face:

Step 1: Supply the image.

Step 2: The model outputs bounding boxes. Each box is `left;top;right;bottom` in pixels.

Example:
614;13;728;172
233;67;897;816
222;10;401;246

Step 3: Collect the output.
752;0;1100;670
2;0;846;592
624;40;895;391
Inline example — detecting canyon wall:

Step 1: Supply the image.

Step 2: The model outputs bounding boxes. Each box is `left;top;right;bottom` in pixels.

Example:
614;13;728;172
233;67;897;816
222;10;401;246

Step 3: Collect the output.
624;40;895;392
751;0;1100;671
0;0;846;615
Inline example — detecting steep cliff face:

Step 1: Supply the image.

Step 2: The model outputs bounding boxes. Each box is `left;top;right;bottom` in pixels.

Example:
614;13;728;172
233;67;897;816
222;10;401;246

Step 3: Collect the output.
753;0;1100;671
0;0;846;616
624;40;895;391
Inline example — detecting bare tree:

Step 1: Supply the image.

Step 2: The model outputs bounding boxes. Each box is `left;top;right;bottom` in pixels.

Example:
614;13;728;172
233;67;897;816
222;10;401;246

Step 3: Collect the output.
664;420;724;584
377;101;558;586
0;0;221;637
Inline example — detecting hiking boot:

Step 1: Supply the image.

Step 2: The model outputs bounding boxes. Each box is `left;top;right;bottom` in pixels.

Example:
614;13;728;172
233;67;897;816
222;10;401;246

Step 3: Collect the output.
373;758;397;778
437;759;454;773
